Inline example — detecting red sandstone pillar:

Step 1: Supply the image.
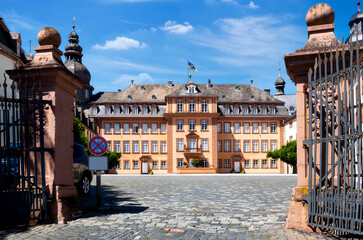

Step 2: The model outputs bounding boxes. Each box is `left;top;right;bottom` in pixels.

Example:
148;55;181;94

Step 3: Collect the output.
7;27;83;223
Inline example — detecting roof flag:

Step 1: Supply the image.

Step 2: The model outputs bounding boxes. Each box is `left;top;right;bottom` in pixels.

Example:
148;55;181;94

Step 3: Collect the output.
188;61;197;72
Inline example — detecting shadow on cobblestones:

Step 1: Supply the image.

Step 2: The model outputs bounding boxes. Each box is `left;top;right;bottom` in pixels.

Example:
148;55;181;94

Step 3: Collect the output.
80;184;149;216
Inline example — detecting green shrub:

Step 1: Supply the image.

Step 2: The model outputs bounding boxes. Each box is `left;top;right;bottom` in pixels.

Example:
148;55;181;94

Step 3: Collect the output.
191;158;204;167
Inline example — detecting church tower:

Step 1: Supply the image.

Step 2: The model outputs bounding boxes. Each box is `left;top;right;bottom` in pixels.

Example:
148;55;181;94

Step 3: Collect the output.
64;21;93;104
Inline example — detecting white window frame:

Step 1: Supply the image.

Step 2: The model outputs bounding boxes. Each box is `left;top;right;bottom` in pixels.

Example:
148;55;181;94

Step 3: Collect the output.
143;106;148;114
262;140;268;152
133;106;138;114
217;140;222;152
177;139;183;151
133;123;139;133
244;160;250;168
177;120;183;131
189;139;196;149
224;123;231;133
234;123;240;133
106;106;111;114
201;120;208;131
124;160;129;169
189;100;195;113
271;159;277;168
202;139;208;151
217;123;222;133
142;141;148;153
253;123;259;133
177;159;183;168
105;123;111;133
224;160;230;168
123;141;130;153
244;141;250;152
153;161;158;169
234;140;240;152
271;140;277;151
271;123;277;133
92;107;97;114
124;106;129;114
243;123;250;133
133;141;139;153
152;141;158;153
262;160;268;168
189;120;195;131
225;140;231;152
123;123;130;134
161;124;167;133
177;101;183;112
201;100;207;112
225;106;230;114
161;141;167;153
253;140;259;152
142;123;148;134
114;141;120;152
243;107;249;114
234;106;239;114
133;160;139;169
151;123;158;133
262;123;268;133
114;123;120;133
161;161;167;169
253;160;259;169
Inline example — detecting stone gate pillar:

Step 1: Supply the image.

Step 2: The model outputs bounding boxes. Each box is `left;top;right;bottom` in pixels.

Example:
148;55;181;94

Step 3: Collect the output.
6;27;84;223
284;3;339;231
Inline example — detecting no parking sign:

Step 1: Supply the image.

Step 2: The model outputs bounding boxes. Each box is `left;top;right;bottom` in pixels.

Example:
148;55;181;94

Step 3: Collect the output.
88;136;107;156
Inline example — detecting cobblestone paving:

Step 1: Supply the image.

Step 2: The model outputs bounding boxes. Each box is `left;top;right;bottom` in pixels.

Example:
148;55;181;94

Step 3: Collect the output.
0;175;349;239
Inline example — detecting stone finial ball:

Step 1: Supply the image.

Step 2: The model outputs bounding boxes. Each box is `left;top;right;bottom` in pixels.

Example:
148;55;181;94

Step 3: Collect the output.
37;27;61;48
306;3;335;26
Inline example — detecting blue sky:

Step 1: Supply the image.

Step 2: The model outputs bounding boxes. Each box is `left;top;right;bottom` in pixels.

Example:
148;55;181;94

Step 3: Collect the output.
0;0;359;95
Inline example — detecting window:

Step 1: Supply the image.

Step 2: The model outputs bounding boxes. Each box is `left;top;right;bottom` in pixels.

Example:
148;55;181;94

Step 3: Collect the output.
177;139;183;151
289;136;293;142
253;107;258;114
142;123;148;134
201;120;208;131
234;123;240;133
105;123;111;133
133;106;138;114
271;123;277;133
142;141;148;153
188;86;196;93
225;106;230;114
177;101;183;112
218;159;222;168
270;107;276;114
224;123;231;133
253;140;259;152
225;160;231;168
153;161;158;169
106;106;111;114
152;106;157;114
262;140;268;152
244;160;250;168
262;123;268;133
161;141;167;153
189;120;195;131
261;107;266;114
271;140;277;151
202;139;208;151
234;106;239;114
244;141;250;152
151;123;157;133
203;159;208;167
133;141;139;153
189;101;195;112
217;140;222;152
114;141;120;152
253;160;259;169
201;100;207;112
234;140;240;152
92;107;97;114
189;139;196;149
217;123;222;133
152;141;158;153
262;160;268;168
177;159;183;168
123;141;130;153
225;140;231;152
114;123;120;133
124;160;129;169
289;121;293;128
271;159;277;168
133;123;139;133
161;124;167;133
177;120;183;131
253;123;259;133
133;161;139;169
123;123;130;134
143;106;148;114
107;141;111;151
244;107;249;114
161;161;166;169
243;123;250;133
124;106;129;114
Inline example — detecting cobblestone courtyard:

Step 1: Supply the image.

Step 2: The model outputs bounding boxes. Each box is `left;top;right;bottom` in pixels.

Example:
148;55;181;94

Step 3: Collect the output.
1;175;340;239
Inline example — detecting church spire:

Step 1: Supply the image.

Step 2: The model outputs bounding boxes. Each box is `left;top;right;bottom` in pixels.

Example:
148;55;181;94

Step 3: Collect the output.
64;19;83;63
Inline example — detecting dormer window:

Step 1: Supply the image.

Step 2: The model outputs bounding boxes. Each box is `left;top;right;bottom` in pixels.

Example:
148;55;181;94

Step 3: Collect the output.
225;106;230;114
128;95;132;100
92;107;98;114
115;107;120;114
141;86;145;91
253;107;258;114
234;106;239;114
270;107;276;114
143;106;148;114
243;107;249;114
106;106;111;114
188;85;196;93
152;106;157;114
133;106;138;114
261;107;266;114
124;106;129;114
222;95;226;100
152;95;157;99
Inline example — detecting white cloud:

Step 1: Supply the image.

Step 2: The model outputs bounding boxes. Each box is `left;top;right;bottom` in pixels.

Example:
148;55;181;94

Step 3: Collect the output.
190;15;305;66
92;36;147;50
150;27;157;32
248;1;259;9
0;11;40;31
161;20;193;34
221;0;237;4
112;73;154;85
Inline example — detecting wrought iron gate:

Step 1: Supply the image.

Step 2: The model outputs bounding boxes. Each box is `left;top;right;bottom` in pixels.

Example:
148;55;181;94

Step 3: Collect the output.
307;39;363;235
0;76;51;226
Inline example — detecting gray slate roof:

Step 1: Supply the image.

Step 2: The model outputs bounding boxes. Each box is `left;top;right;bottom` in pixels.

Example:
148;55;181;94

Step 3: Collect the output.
93;83;285;104
273;94;296;115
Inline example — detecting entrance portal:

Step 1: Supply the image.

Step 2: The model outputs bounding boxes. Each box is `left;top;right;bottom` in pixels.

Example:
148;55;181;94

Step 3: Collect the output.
234;160;240;173
142;162;148;174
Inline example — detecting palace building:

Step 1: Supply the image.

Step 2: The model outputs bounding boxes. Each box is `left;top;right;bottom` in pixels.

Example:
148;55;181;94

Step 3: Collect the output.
88;77;290;174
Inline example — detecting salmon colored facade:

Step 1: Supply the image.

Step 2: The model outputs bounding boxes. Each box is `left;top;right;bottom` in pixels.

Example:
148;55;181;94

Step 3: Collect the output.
90;80;290;174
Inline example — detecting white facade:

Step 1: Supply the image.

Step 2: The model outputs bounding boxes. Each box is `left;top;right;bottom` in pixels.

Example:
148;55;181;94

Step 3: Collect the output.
0;54;18;97
283;116;297;174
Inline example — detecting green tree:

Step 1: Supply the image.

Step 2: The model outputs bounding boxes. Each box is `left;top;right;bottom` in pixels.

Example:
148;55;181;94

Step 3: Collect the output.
191;158;205;167
73;117;90;155
267;140;297;166
105;150;121;169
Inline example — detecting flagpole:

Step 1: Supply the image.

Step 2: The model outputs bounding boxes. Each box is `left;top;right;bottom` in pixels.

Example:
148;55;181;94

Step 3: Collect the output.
187;59;189;80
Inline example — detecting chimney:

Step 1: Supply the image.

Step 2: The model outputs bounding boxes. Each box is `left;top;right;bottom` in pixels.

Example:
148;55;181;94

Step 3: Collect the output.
264;89;270;95
118;89;121;92
131;79;134;85
208;79;212;88
168;81;173;87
